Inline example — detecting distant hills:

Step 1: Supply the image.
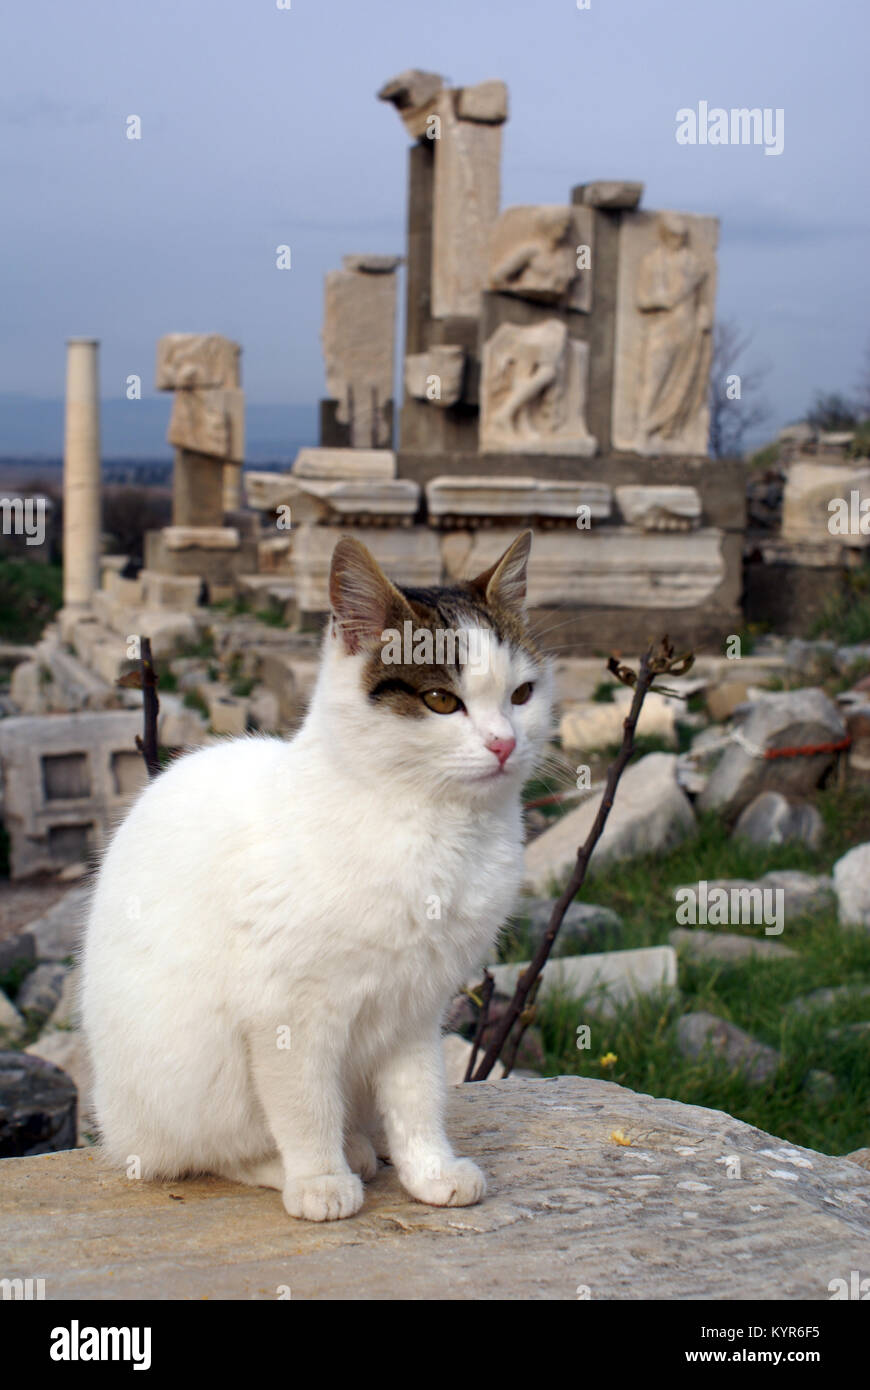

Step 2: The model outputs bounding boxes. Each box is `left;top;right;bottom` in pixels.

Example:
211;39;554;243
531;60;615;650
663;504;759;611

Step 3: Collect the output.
0;394;318;465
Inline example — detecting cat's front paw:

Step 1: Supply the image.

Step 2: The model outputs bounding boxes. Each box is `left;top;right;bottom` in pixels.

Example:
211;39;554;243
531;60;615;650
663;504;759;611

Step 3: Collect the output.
282;1172;364;1222
401;1157;486;1208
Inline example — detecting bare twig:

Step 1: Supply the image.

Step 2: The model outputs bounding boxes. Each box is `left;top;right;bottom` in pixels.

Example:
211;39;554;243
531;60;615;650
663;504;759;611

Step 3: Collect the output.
500;975;541;1078
463;969;495;1082
118;636;161;778
470;636;692;1082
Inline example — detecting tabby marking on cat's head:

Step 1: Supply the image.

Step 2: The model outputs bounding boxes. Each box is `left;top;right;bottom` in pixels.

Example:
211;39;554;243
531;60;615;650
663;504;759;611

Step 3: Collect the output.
325;531;552;799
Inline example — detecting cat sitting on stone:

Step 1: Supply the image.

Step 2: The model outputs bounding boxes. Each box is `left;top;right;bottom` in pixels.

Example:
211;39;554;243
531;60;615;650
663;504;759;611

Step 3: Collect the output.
81;530;552;1221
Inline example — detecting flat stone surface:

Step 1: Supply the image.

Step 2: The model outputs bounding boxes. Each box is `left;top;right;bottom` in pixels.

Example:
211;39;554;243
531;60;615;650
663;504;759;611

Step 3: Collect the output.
480;947;677;1018
670;929;797;963
2;1076;868;1299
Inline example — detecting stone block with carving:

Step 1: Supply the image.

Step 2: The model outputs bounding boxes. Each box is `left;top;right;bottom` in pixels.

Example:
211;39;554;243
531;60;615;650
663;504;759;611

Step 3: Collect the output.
168;387;244;462
0;712;148;878
487;206;579;304
322;262;398;448
293;447;397;482
612;211;718;457
156;334;240;390
480;319;597;456
580;180;644;210
781;462;870;546
377;69;444;141
404;346;465;407
431;90;503;319
426;476;611;524
291;523;441;612
615;485;702;531
447;527;726;610
455;80;508;124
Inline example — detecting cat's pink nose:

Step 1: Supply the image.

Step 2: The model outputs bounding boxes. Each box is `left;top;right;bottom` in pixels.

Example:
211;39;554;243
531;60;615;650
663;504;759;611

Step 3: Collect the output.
486;736;516;767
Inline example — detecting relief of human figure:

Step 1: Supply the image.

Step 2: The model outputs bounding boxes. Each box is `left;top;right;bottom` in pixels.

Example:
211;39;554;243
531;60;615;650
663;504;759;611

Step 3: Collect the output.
635;213;713;451
482;319;597;455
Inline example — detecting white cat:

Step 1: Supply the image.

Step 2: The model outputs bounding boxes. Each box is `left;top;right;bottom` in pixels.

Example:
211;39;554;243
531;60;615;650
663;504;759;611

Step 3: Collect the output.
80;530;552;1221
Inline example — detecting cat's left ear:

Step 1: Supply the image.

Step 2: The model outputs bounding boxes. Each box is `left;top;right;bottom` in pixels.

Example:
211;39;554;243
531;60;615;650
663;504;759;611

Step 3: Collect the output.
329;536;408;655
469;530;532;614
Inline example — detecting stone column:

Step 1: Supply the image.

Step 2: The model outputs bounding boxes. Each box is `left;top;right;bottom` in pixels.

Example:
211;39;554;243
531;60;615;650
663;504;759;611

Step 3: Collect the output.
62;338;101;608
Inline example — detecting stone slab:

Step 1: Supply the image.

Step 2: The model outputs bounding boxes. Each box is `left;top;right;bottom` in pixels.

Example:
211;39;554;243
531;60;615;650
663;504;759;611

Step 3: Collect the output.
2;1076;868;1299
293;448;397;482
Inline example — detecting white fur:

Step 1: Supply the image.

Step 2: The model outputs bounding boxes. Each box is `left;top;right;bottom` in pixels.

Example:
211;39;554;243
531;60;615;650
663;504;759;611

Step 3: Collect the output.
81;611;552;1221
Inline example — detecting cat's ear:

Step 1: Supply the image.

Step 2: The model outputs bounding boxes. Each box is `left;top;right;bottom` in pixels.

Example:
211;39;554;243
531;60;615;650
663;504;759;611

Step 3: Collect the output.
329;537;407;655
469;530;532;614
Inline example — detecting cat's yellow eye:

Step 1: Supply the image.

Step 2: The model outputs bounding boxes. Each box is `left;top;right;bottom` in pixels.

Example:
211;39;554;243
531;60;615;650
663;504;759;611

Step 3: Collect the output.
422;689;461;715
511;682;534;706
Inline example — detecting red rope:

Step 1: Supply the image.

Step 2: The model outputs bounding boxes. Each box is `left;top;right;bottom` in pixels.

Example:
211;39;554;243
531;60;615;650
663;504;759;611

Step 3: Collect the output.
763;735;851;760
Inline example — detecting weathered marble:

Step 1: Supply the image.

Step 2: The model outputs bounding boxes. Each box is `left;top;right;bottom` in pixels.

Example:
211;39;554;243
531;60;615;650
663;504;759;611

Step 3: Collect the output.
155;334;240;390
62;339;102;610
580;180;644;209
447;527;727;609
781;462;870;547
404;346;466;407
293;447;397;481
292;524;441;612
487;206;578;303
168;387;244;462
615;484;702;530
612;211;718;457
377;69;444;141
431;89;504;318
480;320;597;455
3;1076;867;1299
425;475;611;522
322;262;398;448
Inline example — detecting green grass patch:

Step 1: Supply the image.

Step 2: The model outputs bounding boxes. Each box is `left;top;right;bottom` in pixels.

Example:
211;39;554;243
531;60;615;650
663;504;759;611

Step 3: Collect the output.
0;558;62;643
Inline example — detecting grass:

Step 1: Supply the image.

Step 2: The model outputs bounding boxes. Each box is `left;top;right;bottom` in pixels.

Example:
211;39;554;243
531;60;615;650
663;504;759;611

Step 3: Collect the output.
810;571;870;644
505;784;870;1155
0;558;62;643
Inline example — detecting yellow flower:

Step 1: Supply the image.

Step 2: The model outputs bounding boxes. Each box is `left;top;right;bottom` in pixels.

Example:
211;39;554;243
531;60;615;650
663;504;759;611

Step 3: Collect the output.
610;1129;632;1147
599;1052;618;1068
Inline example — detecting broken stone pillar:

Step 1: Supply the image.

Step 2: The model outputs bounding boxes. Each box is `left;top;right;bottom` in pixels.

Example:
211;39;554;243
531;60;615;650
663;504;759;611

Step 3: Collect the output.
430;82;507;320
320;255;401;448
156;333;244;528
378;71;505;455
62;338;101;609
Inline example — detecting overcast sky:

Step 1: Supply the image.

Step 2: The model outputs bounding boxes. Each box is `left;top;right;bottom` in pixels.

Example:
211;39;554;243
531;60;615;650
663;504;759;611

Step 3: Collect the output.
2;0;868;449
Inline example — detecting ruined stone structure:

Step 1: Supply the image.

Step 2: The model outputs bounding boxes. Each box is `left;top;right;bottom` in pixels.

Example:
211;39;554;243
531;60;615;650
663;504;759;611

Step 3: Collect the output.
251;68;745;651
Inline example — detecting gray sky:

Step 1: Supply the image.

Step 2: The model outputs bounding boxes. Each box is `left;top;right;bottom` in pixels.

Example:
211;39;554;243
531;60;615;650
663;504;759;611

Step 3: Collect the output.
2;0;868;449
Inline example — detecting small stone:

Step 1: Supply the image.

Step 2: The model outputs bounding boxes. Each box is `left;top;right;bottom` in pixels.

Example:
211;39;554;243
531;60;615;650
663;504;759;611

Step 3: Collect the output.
0;989;26;1040
0;1051;77;1156
733;791;823;850
25;886;90;961
512;898;623;955
676;1012;780;1085
788;983;870;1016
0;930;36;977
833;843;870;928
669;929;797;963
17;963;70;1023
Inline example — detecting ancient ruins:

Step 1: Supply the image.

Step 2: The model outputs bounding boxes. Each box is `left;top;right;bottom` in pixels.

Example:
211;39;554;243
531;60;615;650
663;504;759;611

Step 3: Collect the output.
3;69;869;880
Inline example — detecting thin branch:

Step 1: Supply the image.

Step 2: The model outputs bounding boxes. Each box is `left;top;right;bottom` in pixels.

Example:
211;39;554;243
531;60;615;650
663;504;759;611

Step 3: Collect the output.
118;636;161;778
470;636;691;1082
500;975;541;1078
463;969;495;1082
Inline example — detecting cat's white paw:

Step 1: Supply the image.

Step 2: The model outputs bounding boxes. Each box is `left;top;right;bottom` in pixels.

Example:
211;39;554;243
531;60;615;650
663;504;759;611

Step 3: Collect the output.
401;1157;486;1208
282;1172;364;1222
345;1132;379;1182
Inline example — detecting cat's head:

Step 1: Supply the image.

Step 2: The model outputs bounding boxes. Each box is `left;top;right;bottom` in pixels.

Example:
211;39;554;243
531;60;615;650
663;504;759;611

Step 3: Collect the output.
320;530;553;804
